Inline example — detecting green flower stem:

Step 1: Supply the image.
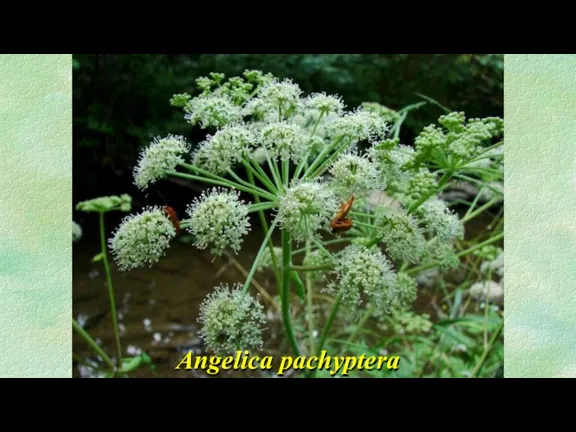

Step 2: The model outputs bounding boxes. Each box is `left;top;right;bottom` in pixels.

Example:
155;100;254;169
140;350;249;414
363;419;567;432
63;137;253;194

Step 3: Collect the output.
302;135;344;179
471;317;504;378
291;237;355;255
182;162;276;199
311;288;344;378
281;228;301;357
307;138;350;179
289;264;332;272
294;112;325;179
226;168;276;197
242;158;278;194
265;154;284;192
453;173;503;196
247;155;273;183
99;211;122;368
73;318;116;371
248;202;277;213
406;231;504;275
282;158;289;187
305;240;316;355
461;197;502;224
242;218;278;294
465;140;503;165
245;167;281;289
170;171;276;201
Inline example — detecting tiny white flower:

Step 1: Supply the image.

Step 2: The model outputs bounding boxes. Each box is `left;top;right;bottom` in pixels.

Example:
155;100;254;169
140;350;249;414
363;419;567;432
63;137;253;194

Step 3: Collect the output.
133;134;190;190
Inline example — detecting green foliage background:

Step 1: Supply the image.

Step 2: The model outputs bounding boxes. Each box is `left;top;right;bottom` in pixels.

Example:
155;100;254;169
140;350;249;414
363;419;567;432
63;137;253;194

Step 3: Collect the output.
73;54;503;200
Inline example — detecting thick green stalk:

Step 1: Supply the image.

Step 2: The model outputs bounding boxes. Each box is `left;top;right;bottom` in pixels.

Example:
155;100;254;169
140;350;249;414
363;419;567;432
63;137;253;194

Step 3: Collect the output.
99;212;122;368
305;241;315;355
73;318;116;371
281;229;301;356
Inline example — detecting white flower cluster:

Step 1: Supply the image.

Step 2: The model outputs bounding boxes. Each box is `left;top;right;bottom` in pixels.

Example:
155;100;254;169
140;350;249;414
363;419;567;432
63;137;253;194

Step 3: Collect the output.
192;124;257;175
186;188;251;256
330;244;397;317
108;206;177;271
198;283;267;355
276;180;339;243
133;134;190;190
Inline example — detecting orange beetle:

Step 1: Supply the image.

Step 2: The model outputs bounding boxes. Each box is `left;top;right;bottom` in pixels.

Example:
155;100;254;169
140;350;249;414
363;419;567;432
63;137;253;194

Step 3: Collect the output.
330;196;355;234
164;205;180;235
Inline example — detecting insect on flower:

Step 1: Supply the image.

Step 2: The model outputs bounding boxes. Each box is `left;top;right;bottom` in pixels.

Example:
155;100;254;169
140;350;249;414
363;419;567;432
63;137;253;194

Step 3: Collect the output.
164;205;180;235
330;195;355;234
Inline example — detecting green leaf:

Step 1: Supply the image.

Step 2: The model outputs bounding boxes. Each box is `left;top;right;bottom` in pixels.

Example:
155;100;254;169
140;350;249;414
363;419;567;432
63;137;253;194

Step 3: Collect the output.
76;194;132;213
104;372;114;378
92;252;104;263
119;356;143;373
290;271;306;302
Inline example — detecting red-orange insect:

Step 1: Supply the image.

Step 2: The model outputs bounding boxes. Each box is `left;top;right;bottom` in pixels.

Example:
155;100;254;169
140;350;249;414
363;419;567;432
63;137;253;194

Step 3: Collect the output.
164;205;180;235
330;196;355;234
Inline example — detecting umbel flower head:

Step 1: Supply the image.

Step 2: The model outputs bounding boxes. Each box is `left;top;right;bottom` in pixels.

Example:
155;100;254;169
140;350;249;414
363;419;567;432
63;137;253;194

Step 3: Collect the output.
185;188;251;256
373;206;427;263
330;244;397;319
198;283;267;355
258;121;308;162
276;180;339;243
417;198;462;244
304;92;345;116
244;78;303;119
192;124;256;175
108;206;177;271
133;135;190;190
184;93;243;129
328;152;382;199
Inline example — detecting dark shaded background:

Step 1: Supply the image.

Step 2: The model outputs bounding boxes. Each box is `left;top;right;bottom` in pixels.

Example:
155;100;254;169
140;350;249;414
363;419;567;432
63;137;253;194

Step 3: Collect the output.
73;54;503;237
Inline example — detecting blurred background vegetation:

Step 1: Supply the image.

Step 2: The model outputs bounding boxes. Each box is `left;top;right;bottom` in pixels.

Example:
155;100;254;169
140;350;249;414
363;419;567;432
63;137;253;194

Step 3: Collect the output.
73;54;503;237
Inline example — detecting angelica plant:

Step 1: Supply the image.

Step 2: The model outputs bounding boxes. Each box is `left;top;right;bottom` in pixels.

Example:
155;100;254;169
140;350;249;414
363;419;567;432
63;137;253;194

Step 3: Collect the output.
109;69;503;371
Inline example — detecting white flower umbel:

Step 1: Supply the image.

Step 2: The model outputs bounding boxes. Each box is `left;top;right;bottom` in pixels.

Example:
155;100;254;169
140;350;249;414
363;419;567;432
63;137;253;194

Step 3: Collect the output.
198;283;267;355
325;108;388;143
186;188;251;256
192;124;256;175
417;198;462;244
330;244;397;318
244;78;303;119
276;180;338;243
328;152;383;199
374;206;427;263
304;92;345;116
133;134;190;190
108;206;177;271
184;93;243;128
258;121;308;163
